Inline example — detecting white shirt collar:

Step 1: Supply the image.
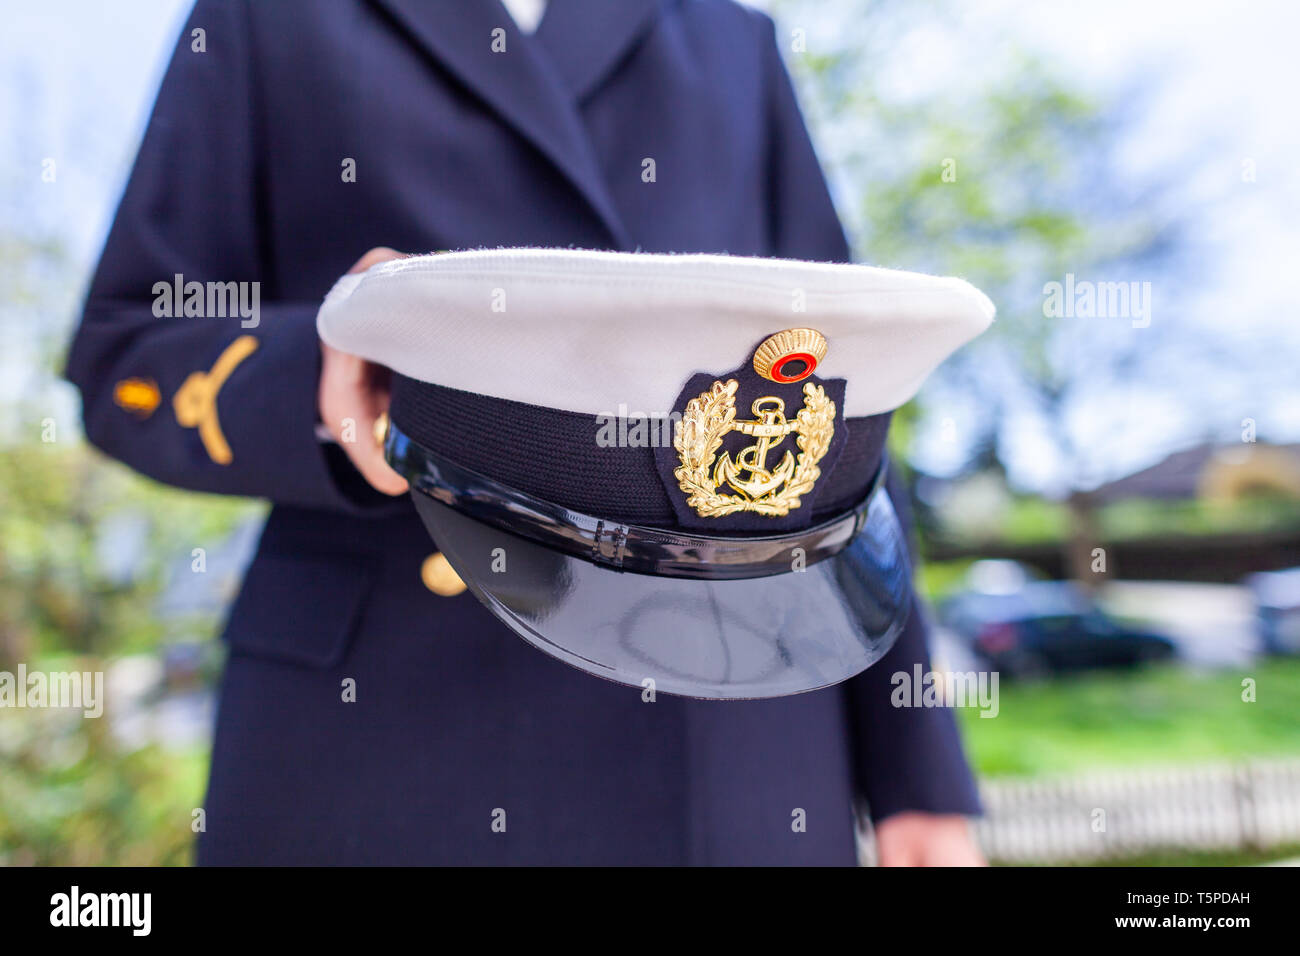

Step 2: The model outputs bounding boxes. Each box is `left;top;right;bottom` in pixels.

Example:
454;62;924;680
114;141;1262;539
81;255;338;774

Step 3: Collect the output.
500;0;547;34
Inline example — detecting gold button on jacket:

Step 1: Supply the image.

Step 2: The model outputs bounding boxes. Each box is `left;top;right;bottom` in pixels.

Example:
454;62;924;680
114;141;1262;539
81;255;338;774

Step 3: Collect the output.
420;552;466;597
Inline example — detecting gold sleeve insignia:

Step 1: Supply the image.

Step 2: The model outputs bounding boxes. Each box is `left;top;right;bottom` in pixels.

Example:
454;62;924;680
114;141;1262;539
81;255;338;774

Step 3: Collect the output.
112;378;161;417
172;335;260;465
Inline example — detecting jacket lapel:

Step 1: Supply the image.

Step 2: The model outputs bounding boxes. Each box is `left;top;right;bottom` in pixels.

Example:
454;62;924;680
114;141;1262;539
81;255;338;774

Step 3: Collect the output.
534;0;664;103
370;0;642;248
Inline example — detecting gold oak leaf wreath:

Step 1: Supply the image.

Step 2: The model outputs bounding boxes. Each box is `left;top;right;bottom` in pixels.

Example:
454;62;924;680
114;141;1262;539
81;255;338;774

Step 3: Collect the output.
673;378;836;518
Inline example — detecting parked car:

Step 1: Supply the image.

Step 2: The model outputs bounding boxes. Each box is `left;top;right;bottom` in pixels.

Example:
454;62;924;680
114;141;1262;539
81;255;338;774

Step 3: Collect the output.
1246;566;1300;655
939;579;1177;678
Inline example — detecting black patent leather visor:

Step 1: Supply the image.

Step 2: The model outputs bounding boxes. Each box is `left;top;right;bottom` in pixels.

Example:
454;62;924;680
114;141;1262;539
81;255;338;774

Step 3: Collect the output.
389;423;912;700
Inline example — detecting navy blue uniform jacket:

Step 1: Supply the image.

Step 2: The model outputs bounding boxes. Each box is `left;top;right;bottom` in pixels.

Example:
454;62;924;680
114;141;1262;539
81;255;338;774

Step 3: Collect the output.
66;0;980;864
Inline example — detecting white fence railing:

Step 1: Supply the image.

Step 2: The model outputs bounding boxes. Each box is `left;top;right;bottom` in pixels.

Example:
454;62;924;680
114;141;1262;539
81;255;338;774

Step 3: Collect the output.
973;758;1300;863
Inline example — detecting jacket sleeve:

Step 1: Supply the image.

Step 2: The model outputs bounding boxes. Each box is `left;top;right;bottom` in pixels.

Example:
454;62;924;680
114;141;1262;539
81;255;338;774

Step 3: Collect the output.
757;11;982;820
844;595;983;821
64;0;381;512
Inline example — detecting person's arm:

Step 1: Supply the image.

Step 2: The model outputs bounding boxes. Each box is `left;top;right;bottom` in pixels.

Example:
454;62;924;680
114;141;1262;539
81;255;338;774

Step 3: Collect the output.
844;594;983;804
64;0;402;509
754;9;983;862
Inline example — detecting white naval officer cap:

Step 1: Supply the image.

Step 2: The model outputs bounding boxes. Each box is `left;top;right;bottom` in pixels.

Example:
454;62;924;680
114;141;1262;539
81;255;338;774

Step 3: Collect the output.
318;248;994;699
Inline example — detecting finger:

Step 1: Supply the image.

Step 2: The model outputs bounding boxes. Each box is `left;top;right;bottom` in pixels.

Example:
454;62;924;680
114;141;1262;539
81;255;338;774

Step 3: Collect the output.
317;348;368;442
348;408;409;496
348;247;407;275
352;446;409;496
325;381;409;496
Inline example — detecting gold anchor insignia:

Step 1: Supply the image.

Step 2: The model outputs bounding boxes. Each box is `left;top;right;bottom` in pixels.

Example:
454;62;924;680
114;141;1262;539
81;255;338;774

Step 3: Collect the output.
715;396;798;498
172;334;259;465
673;379;836;518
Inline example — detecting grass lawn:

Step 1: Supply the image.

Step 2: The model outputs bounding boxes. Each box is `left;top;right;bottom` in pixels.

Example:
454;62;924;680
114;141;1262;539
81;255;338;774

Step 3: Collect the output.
957;658;1300;778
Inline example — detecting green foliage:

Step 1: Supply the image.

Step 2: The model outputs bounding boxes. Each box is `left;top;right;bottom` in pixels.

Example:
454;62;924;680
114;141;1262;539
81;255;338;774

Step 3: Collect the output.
997;496;1071;544
929;493;1300;550
0;693;206;865
959;659;1300;777
0;440;259;663
914;558;975;604
0;423;250;866
1099;496;1300;541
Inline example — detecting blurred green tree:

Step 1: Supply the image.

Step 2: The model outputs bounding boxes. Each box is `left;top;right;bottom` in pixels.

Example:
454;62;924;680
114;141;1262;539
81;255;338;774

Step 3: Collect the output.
779;0;1204;582
1;235;255;864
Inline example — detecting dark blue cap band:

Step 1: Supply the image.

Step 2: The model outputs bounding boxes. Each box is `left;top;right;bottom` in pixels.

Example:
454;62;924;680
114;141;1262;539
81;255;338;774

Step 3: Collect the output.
386;422;887;581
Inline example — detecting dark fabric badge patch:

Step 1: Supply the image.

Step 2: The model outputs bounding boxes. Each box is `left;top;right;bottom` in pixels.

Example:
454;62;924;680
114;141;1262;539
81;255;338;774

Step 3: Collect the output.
653;330;848;534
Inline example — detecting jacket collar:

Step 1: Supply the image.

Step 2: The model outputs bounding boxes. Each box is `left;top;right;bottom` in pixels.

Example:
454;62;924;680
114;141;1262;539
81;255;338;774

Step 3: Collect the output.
533;0;663;102
371;0;664;249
